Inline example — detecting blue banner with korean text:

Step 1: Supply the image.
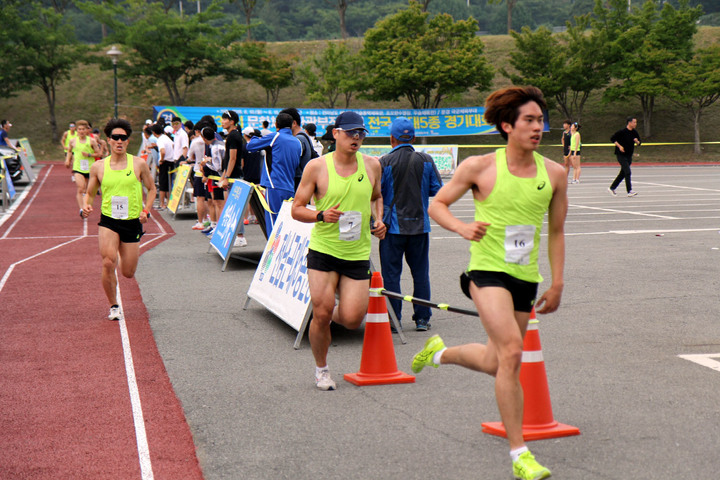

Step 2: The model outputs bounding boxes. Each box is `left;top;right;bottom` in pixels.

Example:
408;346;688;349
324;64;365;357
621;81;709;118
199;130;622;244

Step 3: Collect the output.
152;106;551;137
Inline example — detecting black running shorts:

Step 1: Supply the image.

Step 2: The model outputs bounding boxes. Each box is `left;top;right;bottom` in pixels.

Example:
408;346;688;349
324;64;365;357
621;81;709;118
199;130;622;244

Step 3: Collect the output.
460;270;538;313
99;214;144;244
306;249;371;281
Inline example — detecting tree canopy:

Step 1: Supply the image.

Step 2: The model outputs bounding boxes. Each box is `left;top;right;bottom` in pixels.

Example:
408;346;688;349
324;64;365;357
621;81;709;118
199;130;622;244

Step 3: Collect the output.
360;2;493;109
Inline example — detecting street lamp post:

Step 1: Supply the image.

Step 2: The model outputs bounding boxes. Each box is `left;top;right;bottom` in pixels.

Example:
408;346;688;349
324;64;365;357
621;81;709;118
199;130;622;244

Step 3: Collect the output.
106;45;123;118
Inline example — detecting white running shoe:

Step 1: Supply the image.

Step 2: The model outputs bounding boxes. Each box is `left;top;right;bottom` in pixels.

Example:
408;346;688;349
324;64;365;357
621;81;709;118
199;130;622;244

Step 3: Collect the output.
233;236;248;248
315;370;336;391
608;187;617;196
191;222;205;230
627;191;638;197
108;306;123;321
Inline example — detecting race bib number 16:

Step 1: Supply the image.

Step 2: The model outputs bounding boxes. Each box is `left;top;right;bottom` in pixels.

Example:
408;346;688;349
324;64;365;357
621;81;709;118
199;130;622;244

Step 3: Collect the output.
504;225;535;265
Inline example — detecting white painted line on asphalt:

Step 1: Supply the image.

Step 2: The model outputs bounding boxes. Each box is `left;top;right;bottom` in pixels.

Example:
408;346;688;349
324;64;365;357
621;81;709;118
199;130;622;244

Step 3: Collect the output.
569;204;677;219
636;182;720;193
432;227;720;239
678;353;720;373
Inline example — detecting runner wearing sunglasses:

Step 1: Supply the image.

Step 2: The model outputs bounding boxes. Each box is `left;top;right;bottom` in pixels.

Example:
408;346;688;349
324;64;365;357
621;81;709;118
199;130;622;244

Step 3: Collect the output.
82;118;157;321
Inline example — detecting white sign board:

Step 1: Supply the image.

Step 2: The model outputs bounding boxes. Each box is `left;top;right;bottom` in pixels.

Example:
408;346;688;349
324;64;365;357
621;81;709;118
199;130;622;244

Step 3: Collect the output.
246;201;313;336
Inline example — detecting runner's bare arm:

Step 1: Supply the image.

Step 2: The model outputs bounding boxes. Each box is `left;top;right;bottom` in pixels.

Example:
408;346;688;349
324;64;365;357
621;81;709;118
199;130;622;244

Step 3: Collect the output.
292;158;322;223
137;157;156;224
536;159;568;314
428;155;492;241
90;137;101;157
65;139;75;168
366;156;386;239
82;161;102;217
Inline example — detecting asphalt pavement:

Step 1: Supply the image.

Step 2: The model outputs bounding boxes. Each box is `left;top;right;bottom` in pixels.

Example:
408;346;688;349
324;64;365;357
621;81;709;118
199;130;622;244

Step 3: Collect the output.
137;165;720;480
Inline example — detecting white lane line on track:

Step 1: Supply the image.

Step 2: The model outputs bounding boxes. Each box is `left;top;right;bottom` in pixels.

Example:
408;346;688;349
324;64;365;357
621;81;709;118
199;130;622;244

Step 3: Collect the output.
1;164;54;237
635;181;720;193
0;236;84;294
115;280;155;480
678;353;720;373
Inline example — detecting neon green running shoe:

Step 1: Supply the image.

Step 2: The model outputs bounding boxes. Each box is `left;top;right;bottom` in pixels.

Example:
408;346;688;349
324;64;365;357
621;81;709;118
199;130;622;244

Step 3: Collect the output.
513;451;551;480
411;335;446;373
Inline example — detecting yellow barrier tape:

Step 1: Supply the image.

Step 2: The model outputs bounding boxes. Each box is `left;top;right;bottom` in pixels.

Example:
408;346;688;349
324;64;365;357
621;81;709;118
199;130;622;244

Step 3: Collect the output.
437;303;450;311
195;172;276;214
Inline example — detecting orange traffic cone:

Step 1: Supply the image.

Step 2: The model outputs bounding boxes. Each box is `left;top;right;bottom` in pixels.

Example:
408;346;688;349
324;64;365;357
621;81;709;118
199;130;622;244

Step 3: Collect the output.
481;308;580;440
344;272;415;386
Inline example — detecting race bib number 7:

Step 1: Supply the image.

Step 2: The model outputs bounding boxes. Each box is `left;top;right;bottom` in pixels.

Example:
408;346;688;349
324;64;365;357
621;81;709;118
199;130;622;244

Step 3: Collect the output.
504;225;535;265
338;211;362;241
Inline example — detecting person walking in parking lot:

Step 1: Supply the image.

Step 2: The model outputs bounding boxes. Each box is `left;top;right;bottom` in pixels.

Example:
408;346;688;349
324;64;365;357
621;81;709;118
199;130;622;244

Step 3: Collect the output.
608;116;641;197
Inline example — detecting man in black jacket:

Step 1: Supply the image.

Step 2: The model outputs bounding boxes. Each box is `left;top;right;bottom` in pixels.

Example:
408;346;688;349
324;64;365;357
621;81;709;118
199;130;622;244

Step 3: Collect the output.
608;116;641;197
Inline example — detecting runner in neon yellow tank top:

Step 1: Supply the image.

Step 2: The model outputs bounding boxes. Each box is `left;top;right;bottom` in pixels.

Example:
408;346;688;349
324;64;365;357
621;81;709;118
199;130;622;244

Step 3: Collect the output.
82;118;157;322
416;87;568;480
292;111;386;391
64;120;100;217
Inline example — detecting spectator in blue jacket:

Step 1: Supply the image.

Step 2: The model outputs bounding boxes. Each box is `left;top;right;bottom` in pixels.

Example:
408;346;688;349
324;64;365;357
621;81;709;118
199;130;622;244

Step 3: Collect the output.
379;117;443;332
246;112;301;232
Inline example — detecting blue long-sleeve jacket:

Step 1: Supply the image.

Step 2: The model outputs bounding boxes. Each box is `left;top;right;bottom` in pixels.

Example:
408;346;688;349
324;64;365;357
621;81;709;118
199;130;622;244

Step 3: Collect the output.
247;128;301;192
380;144;443;235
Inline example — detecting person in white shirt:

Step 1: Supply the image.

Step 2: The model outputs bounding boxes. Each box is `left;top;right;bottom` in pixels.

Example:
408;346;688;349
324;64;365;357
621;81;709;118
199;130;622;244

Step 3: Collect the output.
188;123;211;230
151;123;174;210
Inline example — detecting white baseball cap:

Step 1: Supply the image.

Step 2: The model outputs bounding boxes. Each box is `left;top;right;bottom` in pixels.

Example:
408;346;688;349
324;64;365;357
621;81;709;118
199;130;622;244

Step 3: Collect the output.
242;126;255;136
164;125;173;134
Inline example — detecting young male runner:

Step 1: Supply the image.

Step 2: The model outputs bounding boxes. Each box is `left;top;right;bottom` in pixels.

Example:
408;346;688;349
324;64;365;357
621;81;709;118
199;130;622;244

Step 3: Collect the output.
413;86;568;480
82;118;156;321
291;111;386;391
65;120;100;217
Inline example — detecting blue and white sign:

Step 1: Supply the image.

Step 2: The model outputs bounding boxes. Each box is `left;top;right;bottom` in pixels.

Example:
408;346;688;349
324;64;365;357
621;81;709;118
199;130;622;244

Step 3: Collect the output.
209;180;253;269
1;157;16;200
246;201;314;332
152;105;533;137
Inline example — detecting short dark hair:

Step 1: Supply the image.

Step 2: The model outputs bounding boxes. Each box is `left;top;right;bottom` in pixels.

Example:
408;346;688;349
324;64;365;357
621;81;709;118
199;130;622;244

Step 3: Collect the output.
172;116;182;123
563;119;572;126
104;118;132;138
276;112;294;130
279;107;301;126
626;116;636;125
484;86;547;140
151;124;163;136
201;127;216;141
262;120;269;128
143;126;153;136
0;119;8;127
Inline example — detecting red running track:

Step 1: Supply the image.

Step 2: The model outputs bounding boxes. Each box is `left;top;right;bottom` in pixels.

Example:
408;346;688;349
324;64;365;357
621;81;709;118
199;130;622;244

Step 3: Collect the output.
0;163;203;480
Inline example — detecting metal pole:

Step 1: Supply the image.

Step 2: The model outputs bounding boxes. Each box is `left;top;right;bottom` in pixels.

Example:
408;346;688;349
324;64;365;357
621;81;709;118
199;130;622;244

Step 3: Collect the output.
113;61;118;118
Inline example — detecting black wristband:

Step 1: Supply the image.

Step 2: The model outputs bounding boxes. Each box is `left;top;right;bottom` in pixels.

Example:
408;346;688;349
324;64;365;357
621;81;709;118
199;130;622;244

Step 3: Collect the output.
316;211;324;222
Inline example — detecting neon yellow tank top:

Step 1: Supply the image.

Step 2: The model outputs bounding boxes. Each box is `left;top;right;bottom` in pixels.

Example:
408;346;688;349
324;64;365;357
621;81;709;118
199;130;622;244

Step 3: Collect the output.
101;154;143;220
64;130;78;149
570;132;581;152
467;148;553;283
72;137;95;173
309;152;372;261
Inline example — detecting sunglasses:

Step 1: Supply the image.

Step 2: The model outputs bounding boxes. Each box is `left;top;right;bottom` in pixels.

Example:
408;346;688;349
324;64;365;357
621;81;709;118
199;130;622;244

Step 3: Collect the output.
337;128;367;140
109;133;130;141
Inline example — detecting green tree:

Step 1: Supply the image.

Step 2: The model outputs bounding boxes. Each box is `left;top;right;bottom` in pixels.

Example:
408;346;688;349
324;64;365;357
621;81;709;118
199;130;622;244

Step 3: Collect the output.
298;42;361;108
602;0;703;137
229;0;267;40
662;46;720;154
503;19;609;121
488;0;519;33
240;42;295;107
360;2;493;108
0;1;82;142
80;0;245;105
